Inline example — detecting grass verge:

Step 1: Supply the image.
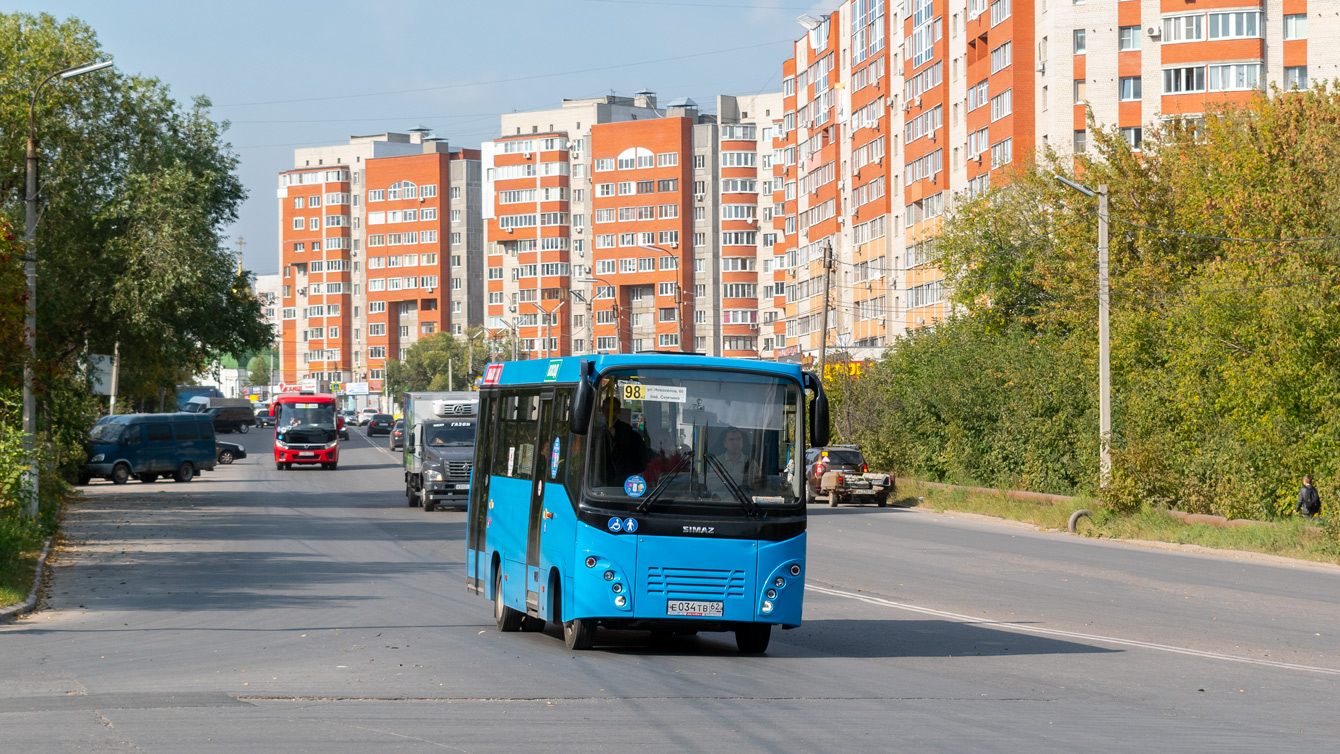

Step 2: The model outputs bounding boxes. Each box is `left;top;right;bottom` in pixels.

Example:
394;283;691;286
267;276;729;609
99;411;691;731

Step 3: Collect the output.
897;480;1340;566
0;550;38;608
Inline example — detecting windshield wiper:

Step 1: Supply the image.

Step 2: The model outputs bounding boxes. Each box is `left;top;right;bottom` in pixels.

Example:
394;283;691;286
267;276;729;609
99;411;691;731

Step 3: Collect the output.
636;455;690;514
705;454;758;518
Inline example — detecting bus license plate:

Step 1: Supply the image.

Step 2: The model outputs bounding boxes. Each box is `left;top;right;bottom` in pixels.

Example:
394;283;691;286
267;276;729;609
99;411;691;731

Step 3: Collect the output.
299;452;315;457
667;600;723;617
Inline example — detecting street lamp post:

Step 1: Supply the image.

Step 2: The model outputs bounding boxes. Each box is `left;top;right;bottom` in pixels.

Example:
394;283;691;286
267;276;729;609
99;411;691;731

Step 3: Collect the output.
23;59;113;517
637;245;687;352
579;276;621;353
1055;175;1111;488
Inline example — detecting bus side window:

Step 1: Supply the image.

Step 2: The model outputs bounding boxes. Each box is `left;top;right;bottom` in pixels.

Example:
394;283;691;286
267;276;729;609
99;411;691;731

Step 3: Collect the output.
490;392;517;479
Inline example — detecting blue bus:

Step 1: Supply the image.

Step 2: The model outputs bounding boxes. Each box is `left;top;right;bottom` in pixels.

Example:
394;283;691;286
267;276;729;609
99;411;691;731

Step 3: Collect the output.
466;353;829;653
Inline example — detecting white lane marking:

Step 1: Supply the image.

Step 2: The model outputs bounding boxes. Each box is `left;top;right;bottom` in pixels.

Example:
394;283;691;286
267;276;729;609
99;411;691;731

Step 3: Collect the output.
346;425;400;461
806;584;1340;676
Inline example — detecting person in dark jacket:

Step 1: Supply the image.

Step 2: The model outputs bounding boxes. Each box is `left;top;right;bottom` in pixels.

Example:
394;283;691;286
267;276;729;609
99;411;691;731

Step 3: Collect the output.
598;397;646;484
1295;475;1322;518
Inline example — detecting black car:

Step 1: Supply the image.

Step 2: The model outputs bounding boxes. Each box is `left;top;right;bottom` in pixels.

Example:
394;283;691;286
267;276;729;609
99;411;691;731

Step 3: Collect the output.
389;419;405;451
256;409;276;427
208;405;256;434
216;440;247;465
367;413;394;436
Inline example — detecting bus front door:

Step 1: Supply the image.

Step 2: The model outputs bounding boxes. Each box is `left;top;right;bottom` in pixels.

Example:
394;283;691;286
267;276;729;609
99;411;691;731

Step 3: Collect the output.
524;391;554;617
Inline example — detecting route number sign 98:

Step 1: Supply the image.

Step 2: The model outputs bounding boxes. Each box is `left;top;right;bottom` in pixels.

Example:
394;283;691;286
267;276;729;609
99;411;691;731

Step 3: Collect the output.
622;383;647;402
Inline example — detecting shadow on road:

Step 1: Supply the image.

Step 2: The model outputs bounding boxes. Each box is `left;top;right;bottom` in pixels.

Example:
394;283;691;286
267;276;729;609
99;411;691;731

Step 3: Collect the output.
541;617;1117;659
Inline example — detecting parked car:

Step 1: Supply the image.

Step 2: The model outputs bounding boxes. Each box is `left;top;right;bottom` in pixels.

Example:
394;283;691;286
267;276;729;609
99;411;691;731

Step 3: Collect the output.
256;409;276;427
804;445;893;507
216;440;247;465
367;413;394;436
206;405;256;434
389;419;405;450
359;408;378;426
79;413;217;485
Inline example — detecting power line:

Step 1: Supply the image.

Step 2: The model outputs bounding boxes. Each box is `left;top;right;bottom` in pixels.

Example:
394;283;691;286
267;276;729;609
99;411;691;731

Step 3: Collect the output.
217;39;796;108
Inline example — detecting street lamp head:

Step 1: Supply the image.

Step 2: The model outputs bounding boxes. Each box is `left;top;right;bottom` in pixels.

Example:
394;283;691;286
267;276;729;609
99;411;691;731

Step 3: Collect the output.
1053;173;1095;197
60;60;114;80
796;14;823;30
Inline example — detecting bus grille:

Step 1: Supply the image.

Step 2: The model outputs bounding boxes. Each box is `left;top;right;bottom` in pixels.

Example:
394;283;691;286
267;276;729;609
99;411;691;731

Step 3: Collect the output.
645;567;745;599
446;461;472;481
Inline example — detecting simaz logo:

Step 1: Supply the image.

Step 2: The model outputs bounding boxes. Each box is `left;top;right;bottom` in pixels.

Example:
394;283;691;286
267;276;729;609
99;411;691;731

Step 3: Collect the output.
682;525;715;534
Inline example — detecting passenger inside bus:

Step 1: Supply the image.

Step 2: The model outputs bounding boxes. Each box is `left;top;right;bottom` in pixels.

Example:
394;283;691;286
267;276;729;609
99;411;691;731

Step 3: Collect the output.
712;427;759;484
596;397;646;481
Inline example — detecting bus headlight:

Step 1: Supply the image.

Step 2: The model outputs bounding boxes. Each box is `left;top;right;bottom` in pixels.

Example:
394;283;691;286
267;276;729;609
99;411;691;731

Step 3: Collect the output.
603;570;615;581
90;454;104;463
614;595;627;607
324;440;338;449
612;583;623;594
766;589;777;599
585;556;597;568
774;577;785;588
761;600;774;613
789;564;801;576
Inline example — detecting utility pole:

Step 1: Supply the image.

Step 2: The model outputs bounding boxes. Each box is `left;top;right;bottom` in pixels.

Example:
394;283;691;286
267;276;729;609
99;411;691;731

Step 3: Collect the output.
818;241;834;376
448;358;453;391
1097;184;1111;487
108;341;120;416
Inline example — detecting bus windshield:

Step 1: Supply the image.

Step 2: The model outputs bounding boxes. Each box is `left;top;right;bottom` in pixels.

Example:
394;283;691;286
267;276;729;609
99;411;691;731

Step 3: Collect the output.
587;368;803;512
276;402;337;444
425;420;476;447
88;422;126;444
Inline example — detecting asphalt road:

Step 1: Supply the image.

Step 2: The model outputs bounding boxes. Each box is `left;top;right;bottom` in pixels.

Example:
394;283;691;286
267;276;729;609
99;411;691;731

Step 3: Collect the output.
2;426;1337;752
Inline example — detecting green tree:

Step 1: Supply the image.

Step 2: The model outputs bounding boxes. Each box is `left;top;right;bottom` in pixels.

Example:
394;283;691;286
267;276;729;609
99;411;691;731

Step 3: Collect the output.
890;87;1340;518
385;327;500;396
247;353;272;389
1;12;273;468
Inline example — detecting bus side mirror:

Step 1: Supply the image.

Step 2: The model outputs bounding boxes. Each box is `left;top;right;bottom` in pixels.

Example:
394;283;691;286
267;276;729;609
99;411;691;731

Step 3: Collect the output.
571;359;595;436
805;371;830;447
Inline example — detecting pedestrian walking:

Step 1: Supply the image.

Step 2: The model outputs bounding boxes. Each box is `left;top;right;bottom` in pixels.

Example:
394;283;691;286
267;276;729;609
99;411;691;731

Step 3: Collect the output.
1295;475;1321;519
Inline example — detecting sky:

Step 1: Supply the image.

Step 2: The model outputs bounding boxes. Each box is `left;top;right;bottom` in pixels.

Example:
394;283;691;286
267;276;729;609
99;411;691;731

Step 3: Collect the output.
13;0;835;275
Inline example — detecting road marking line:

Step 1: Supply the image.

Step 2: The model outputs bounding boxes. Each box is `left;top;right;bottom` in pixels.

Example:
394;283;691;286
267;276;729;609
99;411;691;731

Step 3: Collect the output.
806;584;1340;676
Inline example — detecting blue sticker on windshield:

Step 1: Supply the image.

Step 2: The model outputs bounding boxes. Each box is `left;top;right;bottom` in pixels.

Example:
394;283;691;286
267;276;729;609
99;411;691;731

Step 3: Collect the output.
607;517;623;532
624;475;647;498
550;437;561;479
623;517;638;533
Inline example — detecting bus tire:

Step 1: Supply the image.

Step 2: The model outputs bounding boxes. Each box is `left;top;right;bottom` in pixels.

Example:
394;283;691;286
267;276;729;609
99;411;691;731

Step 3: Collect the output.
563;618;596;650
494;569;524;632
110;463;131;485
735;623;771;654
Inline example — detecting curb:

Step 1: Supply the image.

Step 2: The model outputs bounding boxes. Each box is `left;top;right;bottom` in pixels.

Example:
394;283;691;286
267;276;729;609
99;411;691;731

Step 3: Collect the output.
0;535;54;624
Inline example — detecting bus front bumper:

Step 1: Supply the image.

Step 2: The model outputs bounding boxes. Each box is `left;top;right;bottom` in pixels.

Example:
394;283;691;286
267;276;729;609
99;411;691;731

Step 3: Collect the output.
275;446;338;465
571;526;806;628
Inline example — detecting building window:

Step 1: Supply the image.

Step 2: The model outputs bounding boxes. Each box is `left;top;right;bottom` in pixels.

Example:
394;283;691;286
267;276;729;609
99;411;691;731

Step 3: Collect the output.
1284;14;1307;41
1073;28;1086;55
1073;80;1086;105
1207;11;1261;40
1073;130;1087;153
1284;66;1308;90
1162;66;1206;94
1119;77;1141;101
1162;14;1204;44
1207;63;1261;92
1118;26;1141;51
1121;127;1142;150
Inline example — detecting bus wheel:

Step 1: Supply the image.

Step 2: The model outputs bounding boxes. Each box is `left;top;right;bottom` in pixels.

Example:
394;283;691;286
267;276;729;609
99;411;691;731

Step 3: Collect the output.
494;570;524;632
173;462;195;483
563;618;596;650
735;624;771;654
110;464;131;485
